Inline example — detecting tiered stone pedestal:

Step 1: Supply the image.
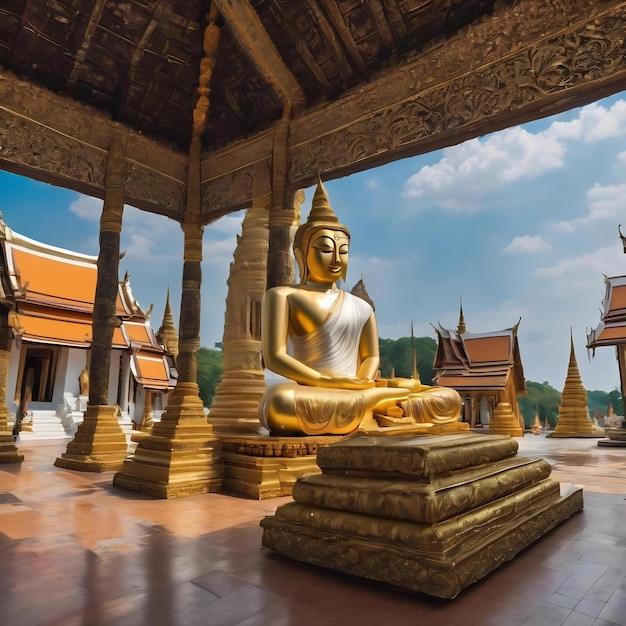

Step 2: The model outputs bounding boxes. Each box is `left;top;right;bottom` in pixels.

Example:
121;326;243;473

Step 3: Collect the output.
598;427;626;447
54;405;127;471
488;401;524;437
113;383;223;498
220;435;343;499
261;433;583;599
0;407;23;463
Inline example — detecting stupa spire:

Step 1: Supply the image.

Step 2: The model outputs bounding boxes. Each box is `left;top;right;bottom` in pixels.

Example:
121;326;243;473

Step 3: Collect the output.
157;287;178;358
549;329;594;437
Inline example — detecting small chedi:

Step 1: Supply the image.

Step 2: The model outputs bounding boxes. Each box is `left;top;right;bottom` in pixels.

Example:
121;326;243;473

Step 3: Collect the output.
261;180;583;598
549;333;603;438
258;177;463;436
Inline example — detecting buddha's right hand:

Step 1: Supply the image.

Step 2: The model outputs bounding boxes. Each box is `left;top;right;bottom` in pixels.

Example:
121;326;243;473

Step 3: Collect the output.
318;374;376;390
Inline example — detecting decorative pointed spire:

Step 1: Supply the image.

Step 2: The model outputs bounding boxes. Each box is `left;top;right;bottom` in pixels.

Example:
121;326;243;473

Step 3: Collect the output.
309;175;340;225
157;287;178;358
351;277;375;310
457;298;467;335
550;329;594;437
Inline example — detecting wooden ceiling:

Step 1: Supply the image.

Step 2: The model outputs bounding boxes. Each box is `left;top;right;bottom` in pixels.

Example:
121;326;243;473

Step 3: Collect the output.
0;0;503;153
2;1;625;221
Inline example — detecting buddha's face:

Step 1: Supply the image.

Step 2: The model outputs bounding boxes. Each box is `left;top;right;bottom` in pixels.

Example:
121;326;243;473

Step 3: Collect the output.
305;228;349;285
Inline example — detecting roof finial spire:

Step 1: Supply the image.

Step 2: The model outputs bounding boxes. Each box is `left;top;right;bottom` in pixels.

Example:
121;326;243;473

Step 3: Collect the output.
457;298;467;335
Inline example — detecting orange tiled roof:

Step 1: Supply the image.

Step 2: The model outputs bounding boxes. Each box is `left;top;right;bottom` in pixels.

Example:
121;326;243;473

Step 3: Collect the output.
6;243;128;316
588;275;626;350
433;322;525;392
131;351;172;390
463;335;511;364
1;220;173;390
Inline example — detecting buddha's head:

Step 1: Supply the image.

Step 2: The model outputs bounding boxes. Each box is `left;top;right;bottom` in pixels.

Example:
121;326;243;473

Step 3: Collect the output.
293;178;351;284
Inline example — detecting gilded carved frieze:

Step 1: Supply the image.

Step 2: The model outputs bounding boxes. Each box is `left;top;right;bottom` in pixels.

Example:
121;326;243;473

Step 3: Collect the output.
0;110;106;187
201;166;256;222
288;4;626;184
124;164;186;222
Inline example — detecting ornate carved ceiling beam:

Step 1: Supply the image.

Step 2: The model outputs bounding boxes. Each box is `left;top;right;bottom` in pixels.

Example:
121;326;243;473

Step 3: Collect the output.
267;2;332;91
214;0;306;112
365;0;397;49
0;69;187;221
67;0;106;91
286;0;626;186
201;0;626;217
305;0;354;79
320;0;366;73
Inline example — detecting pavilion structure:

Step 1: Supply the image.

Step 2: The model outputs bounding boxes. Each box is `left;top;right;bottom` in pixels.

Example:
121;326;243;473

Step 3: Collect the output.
587;250;626;444
0;1;624;496
433;306;526;437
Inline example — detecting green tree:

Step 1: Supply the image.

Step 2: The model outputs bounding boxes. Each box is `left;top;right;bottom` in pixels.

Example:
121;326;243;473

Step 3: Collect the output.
587;389;610;420
196;347;224;408
378;336;437;385
608;389;624;416
518;381;561;428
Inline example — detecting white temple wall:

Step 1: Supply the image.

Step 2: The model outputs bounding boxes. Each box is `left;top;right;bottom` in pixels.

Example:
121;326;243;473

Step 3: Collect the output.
107;349;124;406
61;348;87;399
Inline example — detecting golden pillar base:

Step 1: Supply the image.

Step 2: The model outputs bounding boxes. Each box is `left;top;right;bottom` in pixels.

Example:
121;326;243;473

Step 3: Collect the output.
220;435;343;499
261;432;583;599
0;432;23;463
113;383;223;498
54;405;127;472
488;401;524;437
0;408;23;463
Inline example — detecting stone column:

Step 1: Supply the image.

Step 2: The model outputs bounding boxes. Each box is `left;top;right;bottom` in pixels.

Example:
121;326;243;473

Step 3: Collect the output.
113;11;223;497
55;137;128;471
0;307;23;463
112;215;223;497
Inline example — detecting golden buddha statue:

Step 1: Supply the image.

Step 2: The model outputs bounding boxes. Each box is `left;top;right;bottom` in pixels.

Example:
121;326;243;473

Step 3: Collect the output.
259;179;461;435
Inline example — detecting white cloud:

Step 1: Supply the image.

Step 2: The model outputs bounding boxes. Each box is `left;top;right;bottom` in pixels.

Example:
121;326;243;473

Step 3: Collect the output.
554;182;626;231
533;244;622;284
402;128;565;211
69;194;101;219
402;99;626;213
208;213;244;236
503;235;549;254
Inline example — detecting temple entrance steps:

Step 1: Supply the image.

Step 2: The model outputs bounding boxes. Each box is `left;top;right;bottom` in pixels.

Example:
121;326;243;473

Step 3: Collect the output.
16;407;74;440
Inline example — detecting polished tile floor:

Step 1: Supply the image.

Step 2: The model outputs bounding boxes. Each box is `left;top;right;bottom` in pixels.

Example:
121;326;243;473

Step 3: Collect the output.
0;434;625;626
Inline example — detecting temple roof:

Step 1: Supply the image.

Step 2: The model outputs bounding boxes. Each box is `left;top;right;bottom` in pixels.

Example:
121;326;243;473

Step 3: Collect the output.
433;322;526;392
0;217;174;390
0;1;501;153
587;275;626;350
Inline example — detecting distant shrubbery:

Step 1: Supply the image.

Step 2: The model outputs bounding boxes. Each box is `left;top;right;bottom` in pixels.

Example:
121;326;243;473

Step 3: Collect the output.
518;381;623;428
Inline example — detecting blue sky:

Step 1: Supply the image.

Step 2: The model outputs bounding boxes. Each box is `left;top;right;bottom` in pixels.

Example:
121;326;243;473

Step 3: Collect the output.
2;92;626;392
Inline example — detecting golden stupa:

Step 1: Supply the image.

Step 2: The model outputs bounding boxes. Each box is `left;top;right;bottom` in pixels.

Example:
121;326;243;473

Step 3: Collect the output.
549;333;598;438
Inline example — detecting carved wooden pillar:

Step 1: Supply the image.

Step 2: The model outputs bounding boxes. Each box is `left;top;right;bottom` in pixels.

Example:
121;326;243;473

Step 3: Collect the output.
55;137;128;471
113;11;223;497
0;307;23;463
266;117;298;290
